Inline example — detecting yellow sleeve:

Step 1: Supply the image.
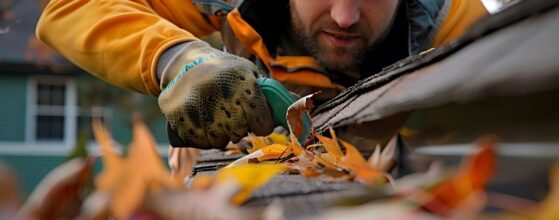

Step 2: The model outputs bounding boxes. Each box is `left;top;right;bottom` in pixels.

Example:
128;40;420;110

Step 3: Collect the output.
431;0;489;47
36;0;221;96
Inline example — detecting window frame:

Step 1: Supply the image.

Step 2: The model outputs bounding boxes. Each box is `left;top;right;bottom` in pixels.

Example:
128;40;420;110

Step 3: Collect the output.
26;76;77;149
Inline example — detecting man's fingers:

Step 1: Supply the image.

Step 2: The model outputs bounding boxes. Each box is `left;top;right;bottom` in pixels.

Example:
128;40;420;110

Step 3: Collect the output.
240;84;274;136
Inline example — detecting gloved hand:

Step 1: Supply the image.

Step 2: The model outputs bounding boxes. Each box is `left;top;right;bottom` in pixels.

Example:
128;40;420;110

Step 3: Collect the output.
158;41;273;149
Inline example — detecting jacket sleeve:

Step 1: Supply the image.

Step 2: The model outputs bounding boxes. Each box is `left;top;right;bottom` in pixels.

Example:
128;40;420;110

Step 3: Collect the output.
431;0;489;47
36;0;221;96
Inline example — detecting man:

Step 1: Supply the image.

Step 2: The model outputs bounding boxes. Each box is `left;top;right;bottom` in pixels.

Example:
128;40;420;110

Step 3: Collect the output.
36;0;487;149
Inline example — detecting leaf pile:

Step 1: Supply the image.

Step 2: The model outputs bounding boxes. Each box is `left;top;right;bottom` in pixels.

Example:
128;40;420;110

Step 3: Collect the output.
0;94;557;219
7;115;284;220
227;93;397;188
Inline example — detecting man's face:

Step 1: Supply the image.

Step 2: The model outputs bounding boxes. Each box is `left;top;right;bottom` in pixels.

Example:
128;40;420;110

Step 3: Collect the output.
290;0;399;74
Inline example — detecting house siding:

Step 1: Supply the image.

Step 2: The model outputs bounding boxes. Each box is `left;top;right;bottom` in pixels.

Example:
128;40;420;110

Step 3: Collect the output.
0;75;28;141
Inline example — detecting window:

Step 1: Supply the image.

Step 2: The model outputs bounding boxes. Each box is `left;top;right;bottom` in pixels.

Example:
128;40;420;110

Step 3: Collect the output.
26;76;112;148
35;83;67;141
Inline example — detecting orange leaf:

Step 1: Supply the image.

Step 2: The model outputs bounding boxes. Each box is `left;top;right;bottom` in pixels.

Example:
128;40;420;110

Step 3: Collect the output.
92;120;123;191
424;136;496;215
259;144;293;161
338;140;384;186
340;140;367;165
286;93;315;139
289;133;305;156
313;153;340;170
316;132;343;161
227;144;292;167
248;133;269;153
93;115;181;219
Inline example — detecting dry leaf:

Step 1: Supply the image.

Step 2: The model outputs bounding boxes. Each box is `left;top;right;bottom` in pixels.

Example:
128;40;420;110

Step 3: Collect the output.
287;156;322;178
228;143;292;168
338;140;384;186
248;133;270;153
313;153;340;170
286;93;316;142
92;115;181;219
289;133;305;156
423;136;496;215
259;144;293;161
18;157;94;220
168;147;199;184
0;161;21;218
368;135;397;171
315;127;343;161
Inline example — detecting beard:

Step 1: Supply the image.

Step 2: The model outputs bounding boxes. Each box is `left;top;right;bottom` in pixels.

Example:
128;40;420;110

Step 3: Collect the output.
290;8;375;74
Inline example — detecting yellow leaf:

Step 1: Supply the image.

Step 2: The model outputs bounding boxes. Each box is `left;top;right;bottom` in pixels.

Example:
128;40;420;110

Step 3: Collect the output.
217;164;286;204
267;132;289;146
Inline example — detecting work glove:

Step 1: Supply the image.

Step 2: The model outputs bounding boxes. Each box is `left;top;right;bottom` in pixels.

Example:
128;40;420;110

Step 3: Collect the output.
158;41;273;149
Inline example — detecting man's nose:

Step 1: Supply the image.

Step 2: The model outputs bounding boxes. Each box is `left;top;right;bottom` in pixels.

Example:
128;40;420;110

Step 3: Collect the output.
330;0;361;28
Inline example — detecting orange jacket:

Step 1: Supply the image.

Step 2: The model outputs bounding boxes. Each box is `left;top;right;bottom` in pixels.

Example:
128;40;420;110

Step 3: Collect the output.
36;0;487;96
